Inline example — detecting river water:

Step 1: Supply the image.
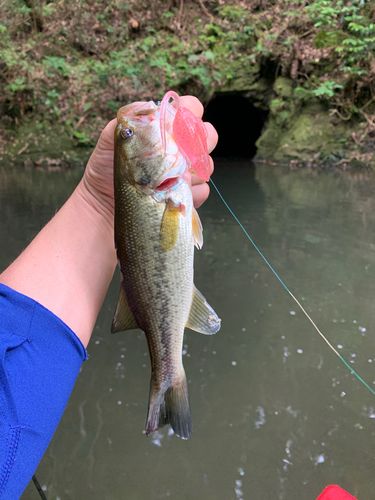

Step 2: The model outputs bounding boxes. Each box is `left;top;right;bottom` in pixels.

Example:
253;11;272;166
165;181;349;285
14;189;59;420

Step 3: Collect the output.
1;160;375;500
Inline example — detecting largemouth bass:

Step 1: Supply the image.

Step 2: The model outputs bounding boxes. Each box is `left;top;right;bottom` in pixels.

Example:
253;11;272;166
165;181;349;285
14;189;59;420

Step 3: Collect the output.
112;98;221;439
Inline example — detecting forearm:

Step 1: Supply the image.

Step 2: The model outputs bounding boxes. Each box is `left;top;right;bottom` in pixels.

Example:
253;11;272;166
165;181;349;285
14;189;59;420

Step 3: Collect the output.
0;179;116;347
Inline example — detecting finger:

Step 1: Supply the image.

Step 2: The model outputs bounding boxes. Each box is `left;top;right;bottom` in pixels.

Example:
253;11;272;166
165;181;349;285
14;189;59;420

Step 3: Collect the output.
180;95;204;118
192;182;210;209
191;156;214;184
204;122;218;154
98;118;117;150
191;175;205;186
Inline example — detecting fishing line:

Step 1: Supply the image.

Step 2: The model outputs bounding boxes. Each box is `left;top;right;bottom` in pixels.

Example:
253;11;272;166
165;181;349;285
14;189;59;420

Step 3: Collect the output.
32;475;48;500
209;177;375;397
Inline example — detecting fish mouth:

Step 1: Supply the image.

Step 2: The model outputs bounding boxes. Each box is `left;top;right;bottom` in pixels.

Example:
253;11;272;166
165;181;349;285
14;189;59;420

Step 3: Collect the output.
155;177;179;192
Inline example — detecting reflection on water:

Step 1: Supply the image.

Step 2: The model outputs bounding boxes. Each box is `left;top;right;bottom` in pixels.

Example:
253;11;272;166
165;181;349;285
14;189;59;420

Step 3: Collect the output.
1;161;375;499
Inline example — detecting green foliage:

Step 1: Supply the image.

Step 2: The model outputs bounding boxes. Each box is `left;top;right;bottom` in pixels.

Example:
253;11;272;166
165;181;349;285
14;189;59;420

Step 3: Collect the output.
107;100;121;113
218;5;248;23
4;77;27;93
45;90;61;115
72;130;91;145
44;56;71;77
295;80;343;100
0;0;375;153
313;30;344;48
304;0;341;27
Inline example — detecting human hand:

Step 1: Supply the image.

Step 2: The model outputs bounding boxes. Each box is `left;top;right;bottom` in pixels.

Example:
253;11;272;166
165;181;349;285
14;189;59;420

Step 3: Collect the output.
79;95;218;226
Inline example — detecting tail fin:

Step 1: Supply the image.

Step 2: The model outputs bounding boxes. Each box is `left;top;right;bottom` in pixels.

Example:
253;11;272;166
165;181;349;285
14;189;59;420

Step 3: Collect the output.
146;372;192;440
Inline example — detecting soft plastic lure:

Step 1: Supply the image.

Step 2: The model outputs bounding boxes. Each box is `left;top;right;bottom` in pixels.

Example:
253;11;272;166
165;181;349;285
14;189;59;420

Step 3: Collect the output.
160;90;211;181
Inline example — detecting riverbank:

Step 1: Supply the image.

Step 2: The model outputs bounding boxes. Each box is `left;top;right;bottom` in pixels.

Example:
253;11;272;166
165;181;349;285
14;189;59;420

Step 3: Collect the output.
1;0;375;168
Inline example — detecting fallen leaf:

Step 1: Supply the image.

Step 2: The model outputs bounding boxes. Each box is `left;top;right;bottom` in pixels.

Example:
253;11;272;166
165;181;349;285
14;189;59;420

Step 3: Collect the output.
129;17;139;30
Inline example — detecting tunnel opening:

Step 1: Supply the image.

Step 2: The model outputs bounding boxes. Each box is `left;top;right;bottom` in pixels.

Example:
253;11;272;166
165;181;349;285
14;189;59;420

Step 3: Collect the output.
203;93;266;158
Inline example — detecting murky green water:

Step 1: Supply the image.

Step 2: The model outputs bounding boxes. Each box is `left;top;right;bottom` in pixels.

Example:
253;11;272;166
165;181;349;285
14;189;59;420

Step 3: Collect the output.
2;161;375;500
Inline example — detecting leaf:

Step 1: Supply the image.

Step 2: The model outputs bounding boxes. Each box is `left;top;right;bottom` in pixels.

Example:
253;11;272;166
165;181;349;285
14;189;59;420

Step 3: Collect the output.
203;50;215;61
188;54;199;63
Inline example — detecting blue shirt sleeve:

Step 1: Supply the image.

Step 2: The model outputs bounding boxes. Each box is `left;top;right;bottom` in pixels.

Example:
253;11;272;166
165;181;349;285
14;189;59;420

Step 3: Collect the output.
0;284;88;500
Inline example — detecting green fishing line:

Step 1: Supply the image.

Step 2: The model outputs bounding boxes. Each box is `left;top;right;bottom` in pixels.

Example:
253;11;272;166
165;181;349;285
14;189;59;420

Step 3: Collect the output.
209;177;375;397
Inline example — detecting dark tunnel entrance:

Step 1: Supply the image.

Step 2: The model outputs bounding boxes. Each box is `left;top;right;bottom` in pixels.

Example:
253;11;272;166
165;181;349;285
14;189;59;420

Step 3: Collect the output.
203;93;265;158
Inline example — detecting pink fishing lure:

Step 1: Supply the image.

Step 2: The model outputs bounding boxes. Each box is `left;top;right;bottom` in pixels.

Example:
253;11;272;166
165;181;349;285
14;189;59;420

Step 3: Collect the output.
316;485;358;500
160;91;211;182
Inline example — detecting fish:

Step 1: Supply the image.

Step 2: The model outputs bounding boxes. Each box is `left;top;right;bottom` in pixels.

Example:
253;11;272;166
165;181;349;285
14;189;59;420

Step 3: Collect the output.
112;96;221;439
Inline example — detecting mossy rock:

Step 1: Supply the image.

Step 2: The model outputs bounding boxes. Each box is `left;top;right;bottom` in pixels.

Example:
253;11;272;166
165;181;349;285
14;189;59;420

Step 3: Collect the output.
218;57;260;93
275;106;335;160
3;121;91;166
256;104;347;162
255;121;285;158
273;77;294;98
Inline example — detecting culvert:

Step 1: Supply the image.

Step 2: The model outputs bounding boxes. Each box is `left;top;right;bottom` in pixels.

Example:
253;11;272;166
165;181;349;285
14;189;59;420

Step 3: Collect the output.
203;93;265;158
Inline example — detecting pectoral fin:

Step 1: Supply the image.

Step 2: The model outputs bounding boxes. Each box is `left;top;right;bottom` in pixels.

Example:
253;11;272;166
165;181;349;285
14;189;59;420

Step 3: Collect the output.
192;207;203;249
186;286;221;335
160;201;180;251
111;285;139;333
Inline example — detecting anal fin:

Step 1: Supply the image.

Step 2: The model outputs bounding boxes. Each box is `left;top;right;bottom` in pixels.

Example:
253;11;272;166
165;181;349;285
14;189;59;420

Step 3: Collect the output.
186;286;221;335
111;285;139;333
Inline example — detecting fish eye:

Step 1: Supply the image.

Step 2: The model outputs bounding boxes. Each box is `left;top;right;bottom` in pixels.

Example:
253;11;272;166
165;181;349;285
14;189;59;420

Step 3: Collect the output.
121;127;134;139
